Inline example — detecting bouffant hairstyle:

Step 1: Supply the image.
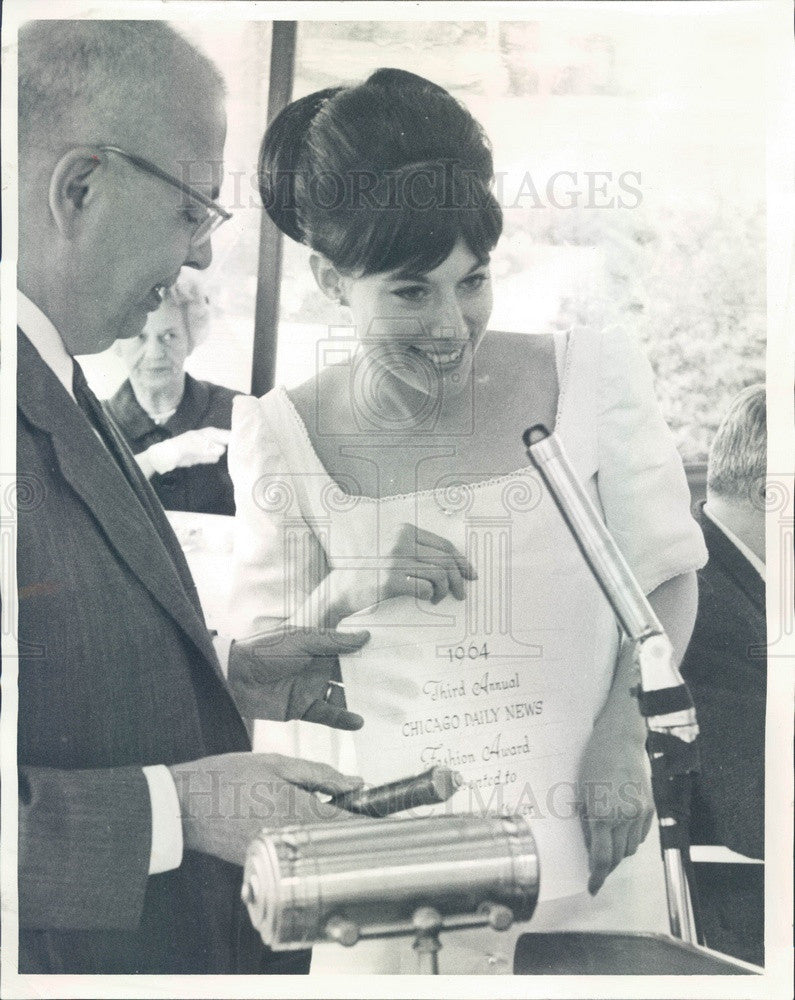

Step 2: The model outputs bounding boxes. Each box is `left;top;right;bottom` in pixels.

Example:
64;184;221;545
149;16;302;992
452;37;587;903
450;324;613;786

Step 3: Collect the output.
259;68;503;276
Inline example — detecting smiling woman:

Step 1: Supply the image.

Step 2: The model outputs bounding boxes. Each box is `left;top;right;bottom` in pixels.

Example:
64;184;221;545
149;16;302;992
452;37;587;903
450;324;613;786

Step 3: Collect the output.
227;67;707;974
309;239;493;412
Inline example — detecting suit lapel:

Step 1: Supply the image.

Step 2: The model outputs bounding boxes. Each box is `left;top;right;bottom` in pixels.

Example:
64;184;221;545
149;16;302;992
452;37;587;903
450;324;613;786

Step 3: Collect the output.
74;363;172;531
18;330;218;666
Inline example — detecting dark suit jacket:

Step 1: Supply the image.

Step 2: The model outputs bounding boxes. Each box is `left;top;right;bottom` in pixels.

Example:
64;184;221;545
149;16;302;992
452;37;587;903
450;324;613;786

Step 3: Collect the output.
679;503;765;964
105;375;240;516
16;330;307;974
680;504;766;857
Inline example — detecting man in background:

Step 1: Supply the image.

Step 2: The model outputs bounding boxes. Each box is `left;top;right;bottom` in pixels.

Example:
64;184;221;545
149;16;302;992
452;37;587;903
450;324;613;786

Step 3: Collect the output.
16;19;366;974
680;384;766;966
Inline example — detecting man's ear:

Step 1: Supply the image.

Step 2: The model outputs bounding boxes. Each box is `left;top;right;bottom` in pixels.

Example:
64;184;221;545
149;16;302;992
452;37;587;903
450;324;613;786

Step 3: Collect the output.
48;148;102;237
309;253;349;306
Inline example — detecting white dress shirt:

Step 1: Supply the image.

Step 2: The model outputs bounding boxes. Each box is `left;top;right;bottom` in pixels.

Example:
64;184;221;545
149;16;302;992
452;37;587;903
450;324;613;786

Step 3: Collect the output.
17;291;76;399
18;290;183;875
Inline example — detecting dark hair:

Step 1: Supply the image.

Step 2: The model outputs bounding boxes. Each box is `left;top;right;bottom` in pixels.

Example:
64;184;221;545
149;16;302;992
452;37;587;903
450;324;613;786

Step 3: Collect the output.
259;68;503;276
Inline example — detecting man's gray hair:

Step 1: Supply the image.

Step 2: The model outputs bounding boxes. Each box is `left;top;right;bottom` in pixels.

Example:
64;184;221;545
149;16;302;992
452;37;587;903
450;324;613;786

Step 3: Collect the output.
707;384;766;501
18;20;224;158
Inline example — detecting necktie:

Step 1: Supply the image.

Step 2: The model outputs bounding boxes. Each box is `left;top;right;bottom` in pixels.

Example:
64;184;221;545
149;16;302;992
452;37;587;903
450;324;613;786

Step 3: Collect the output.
72;360;145;498
72;361;106;438
71;361;200;602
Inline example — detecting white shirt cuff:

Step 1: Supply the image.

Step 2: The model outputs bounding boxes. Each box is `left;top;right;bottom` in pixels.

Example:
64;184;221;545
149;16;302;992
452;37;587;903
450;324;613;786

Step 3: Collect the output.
142;764;183;875
212;632;234;679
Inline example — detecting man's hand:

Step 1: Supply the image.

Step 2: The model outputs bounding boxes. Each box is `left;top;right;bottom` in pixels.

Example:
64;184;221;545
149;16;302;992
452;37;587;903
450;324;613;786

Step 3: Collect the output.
577;723;654;895
168;752;363;867
228;626;370;728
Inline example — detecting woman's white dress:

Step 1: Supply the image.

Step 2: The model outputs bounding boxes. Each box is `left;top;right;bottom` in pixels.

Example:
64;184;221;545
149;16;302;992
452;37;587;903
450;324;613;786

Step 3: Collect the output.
228;326;707;974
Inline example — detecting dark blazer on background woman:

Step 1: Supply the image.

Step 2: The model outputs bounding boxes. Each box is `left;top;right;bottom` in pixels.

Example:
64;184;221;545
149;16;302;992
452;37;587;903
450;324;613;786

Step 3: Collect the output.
105;374;241;516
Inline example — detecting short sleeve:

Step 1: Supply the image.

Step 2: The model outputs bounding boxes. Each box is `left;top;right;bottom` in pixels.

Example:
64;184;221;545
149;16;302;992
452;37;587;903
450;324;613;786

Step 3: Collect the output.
227;394;328;637
596;326;708;594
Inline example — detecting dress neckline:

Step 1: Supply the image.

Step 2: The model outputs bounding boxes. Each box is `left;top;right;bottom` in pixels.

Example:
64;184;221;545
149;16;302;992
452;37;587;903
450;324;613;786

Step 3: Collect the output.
273;330;573;504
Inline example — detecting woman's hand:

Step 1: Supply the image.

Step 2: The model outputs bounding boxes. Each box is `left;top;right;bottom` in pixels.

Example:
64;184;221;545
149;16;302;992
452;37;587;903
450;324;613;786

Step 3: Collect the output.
574;575;696;896
326;522;477;625
137;427;230;477
577;721;654;895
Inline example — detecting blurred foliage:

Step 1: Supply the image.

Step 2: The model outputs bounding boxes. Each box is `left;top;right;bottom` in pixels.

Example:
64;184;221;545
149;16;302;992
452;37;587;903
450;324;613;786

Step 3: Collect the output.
505;199;766;461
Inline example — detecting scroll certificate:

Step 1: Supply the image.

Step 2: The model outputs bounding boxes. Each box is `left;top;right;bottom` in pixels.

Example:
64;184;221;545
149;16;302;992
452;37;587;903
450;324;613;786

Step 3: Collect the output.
338;594;594;902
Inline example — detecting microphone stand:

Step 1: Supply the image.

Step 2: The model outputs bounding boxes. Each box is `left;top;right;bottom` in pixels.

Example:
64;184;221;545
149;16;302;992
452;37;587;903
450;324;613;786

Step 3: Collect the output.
523;426;700;943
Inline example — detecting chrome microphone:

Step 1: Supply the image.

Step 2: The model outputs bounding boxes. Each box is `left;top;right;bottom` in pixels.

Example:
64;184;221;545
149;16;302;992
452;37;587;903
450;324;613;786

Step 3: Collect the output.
523;424;662;642
242;813;539;954
523;423;701;944
522;424;697;729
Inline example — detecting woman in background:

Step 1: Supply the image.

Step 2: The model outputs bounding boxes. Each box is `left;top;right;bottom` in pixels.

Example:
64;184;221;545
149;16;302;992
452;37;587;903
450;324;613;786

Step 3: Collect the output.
229;69;707;972
107;278;240;515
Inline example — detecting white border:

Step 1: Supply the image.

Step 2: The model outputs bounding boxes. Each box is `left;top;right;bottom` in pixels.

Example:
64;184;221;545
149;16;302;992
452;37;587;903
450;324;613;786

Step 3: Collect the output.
1;2;792;998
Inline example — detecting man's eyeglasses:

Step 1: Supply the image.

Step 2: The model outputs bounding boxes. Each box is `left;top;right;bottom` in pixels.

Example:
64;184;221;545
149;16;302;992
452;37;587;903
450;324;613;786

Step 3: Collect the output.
96;145;232;246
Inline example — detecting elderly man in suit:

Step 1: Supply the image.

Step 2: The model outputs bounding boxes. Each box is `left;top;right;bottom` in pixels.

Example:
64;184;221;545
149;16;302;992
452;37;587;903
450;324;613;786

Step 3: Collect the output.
680;384;766;966
16;19;368;975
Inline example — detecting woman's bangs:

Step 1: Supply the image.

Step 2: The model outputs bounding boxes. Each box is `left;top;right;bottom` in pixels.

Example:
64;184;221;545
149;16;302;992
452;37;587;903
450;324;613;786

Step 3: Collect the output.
351;195;502;277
